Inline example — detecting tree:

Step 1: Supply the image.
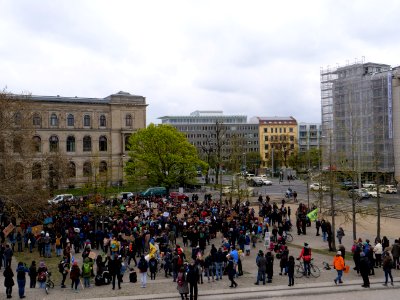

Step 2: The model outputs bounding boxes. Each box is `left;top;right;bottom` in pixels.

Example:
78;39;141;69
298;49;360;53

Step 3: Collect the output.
125;124;207;190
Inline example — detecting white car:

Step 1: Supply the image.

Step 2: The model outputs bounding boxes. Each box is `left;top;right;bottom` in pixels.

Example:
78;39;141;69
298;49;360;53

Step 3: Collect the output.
362;188;377;198
262;179;273;186
379;185;397;194
362;182;376;188
48;194;74;204
310;183;328;192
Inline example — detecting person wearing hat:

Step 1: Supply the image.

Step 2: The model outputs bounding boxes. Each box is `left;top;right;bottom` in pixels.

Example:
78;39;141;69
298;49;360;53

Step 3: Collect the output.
37;261;48;289
254;250;266;285
69;261;81;292
332;251;345;285
297;243;312;276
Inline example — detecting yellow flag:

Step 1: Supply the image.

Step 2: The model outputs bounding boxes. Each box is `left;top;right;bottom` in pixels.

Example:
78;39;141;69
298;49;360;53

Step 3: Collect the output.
307;208;318;222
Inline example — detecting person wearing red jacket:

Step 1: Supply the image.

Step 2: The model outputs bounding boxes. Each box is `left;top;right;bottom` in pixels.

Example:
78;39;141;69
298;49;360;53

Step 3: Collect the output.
297;243;312;276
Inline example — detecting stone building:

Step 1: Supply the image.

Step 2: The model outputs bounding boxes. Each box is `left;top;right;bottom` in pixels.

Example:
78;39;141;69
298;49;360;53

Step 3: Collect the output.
1;91;147;189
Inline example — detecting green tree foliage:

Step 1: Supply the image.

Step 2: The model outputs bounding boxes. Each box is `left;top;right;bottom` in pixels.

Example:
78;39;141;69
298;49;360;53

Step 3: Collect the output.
125;124;207;189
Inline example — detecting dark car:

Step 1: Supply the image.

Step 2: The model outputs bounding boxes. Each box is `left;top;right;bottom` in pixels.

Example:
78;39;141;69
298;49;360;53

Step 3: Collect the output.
169;192;189;201
340;181;358;190
348;189;370;200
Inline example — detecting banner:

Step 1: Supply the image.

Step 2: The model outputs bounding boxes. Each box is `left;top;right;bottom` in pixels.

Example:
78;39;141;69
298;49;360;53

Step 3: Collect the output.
88;251;97;260
3;223;15;237
307;208;318;222
31;225;43;236
264;232;270;247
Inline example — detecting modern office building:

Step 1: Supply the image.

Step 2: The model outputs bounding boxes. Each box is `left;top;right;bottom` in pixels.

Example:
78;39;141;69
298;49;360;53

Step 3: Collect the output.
253;116;298;169
320;61;396;182
0;91;147;188
158;111;259;166
298;122;322;153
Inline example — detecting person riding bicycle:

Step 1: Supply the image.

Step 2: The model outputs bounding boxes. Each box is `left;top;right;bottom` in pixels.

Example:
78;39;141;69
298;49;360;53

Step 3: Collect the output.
297;243;312;276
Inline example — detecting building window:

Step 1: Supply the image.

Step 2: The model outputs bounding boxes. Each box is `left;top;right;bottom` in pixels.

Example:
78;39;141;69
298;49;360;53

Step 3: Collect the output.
83;115;91;127
14;163;24;180
125;114;132;127
49;135;59;152
32;136;41;152
264;136;268;141
67;114;75;127
14;112;22;126
125;135;131;151
99;161;107;173
13;136;22;153
99;115;106;127
32;163;42;180
83;136;92;152
66;136;75;152
50;113;58;126
68;162;76;178
99;136;107;152
33;113;41;126
263;128;267;133
289;128;293;133
83;161;92;176
0;164;5;180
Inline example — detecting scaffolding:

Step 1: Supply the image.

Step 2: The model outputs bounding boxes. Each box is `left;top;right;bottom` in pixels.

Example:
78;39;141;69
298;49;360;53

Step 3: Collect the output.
320;60;394;181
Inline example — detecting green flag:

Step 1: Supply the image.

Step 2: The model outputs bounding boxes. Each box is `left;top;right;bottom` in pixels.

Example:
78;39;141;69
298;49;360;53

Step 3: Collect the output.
307;208;318;221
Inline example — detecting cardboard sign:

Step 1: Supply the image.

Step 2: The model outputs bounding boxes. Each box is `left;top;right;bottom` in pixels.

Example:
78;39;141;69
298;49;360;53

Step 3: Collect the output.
264;232;270;248
31;225;43;236
126;207;133;212
3;223;15;237
163;212;170;218
88;251;97;260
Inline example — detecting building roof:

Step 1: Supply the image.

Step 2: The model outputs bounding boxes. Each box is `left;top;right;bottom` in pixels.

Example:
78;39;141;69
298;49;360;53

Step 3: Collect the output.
256;116;297;124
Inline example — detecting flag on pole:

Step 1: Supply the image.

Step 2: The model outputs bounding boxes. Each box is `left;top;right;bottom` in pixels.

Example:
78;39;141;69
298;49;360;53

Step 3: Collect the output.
307;208;318;222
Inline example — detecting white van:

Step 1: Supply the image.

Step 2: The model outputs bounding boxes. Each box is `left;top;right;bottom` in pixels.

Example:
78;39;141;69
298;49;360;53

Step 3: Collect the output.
48;194;74;204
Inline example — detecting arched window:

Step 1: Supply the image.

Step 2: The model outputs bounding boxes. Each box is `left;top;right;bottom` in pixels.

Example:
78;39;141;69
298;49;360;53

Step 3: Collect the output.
83;115;91;127
83;161;92;176
125;135;131;151
32;163;42;180
83;136;92;152
66;136;75;152
0;164;5;180
14;163;24;180
32;136;42;152
33;113;41;126
125;114;132;127
99;136;107;152
13;136;22;153
99;161;107;173
68;162;76;178
99;115;106;127
67;114;75;127
14;112;22;126
49;135;59;152
50;113;58;126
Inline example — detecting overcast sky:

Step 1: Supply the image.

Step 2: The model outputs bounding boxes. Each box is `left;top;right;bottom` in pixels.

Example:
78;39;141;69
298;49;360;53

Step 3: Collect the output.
1;0;400;125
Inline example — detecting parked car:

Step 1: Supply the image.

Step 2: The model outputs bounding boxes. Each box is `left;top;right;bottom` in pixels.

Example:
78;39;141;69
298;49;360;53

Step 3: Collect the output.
248;177;264;187
117;192;134;200
379;185;398;194
140;187;167;197
363;188;377;198
309;183;328;191
340;181;359;190
362;182;376;188
348;189;370;200
262;179;273;186
169;192;189;201
48;194;74;204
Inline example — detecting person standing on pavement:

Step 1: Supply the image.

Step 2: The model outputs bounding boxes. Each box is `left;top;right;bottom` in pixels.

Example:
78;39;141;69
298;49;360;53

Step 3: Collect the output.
315;219;321;236
373;239;383;268
138;255;148;288
382;249;394;286
287;256;295;286
4;265;14;299
333;251;345;285
176;266;189;300
320;219;327;242
254;250;266;285
391;239;400;269
265;251;274;283
186;263;199;300
16;261;29;299
28;261;37;288
359;252;370;288
226;254;237;288
70;261;81;292
336;227;345;245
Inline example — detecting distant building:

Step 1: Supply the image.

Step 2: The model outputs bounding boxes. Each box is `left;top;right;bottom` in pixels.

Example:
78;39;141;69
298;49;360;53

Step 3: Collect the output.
159;111;259;167
0;91;147;188
253;116;298;170
298;122;322;153
321;61;396;182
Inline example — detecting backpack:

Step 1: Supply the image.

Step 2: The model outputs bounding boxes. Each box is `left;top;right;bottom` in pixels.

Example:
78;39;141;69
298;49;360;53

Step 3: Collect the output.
129;271;137;283
58;261;64;273
177;255;183;266
83;263;91;276
38;272;46;282
177;272;184;287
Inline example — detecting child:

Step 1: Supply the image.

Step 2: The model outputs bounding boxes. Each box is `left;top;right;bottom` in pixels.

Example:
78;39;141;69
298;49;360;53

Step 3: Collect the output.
287;256;295;286
70;261;81;292
28;261;37;288
149;256;158;280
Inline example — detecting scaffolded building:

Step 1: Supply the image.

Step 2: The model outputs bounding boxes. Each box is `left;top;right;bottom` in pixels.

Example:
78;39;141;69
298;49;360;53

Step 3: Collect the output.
320;61;394;182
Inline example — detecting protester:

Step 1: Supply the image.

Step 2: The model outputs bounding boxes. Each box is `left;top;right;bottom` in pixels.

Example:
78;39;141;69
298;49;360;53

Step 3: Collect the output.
4;265;14;299
333;251;345;285
359;252;370;288
28;261;37;289
177;266;189;300
37;261;47;289
70;261;81;292
382;249;394;286
297;243;312;276
287;256;295;286
16;262;29;299
138;255;148;288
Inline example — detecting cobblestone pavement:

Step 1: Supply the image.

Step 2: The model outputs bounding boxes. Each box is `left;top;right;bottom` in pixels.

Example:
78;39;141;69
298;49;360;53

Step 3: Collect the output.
0;197;399;299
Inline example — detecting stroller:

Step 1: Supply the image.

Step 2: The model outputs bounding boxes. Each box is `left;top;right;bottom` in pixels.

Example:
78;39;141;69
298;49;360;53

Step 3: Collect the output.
95;266;112;286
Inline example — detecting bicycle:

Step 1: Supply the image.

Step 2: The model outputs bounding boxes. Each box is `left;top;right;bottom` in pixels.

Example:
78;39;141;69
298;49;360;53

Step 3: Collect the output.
294;258;320;278
282;232;293;243
45;272;55;294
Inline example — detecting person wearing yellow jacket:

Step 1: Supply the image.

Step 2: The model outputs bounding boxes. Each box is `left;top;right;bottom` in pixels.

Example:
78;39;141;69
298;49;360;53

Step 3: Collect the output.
333;251;345;284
